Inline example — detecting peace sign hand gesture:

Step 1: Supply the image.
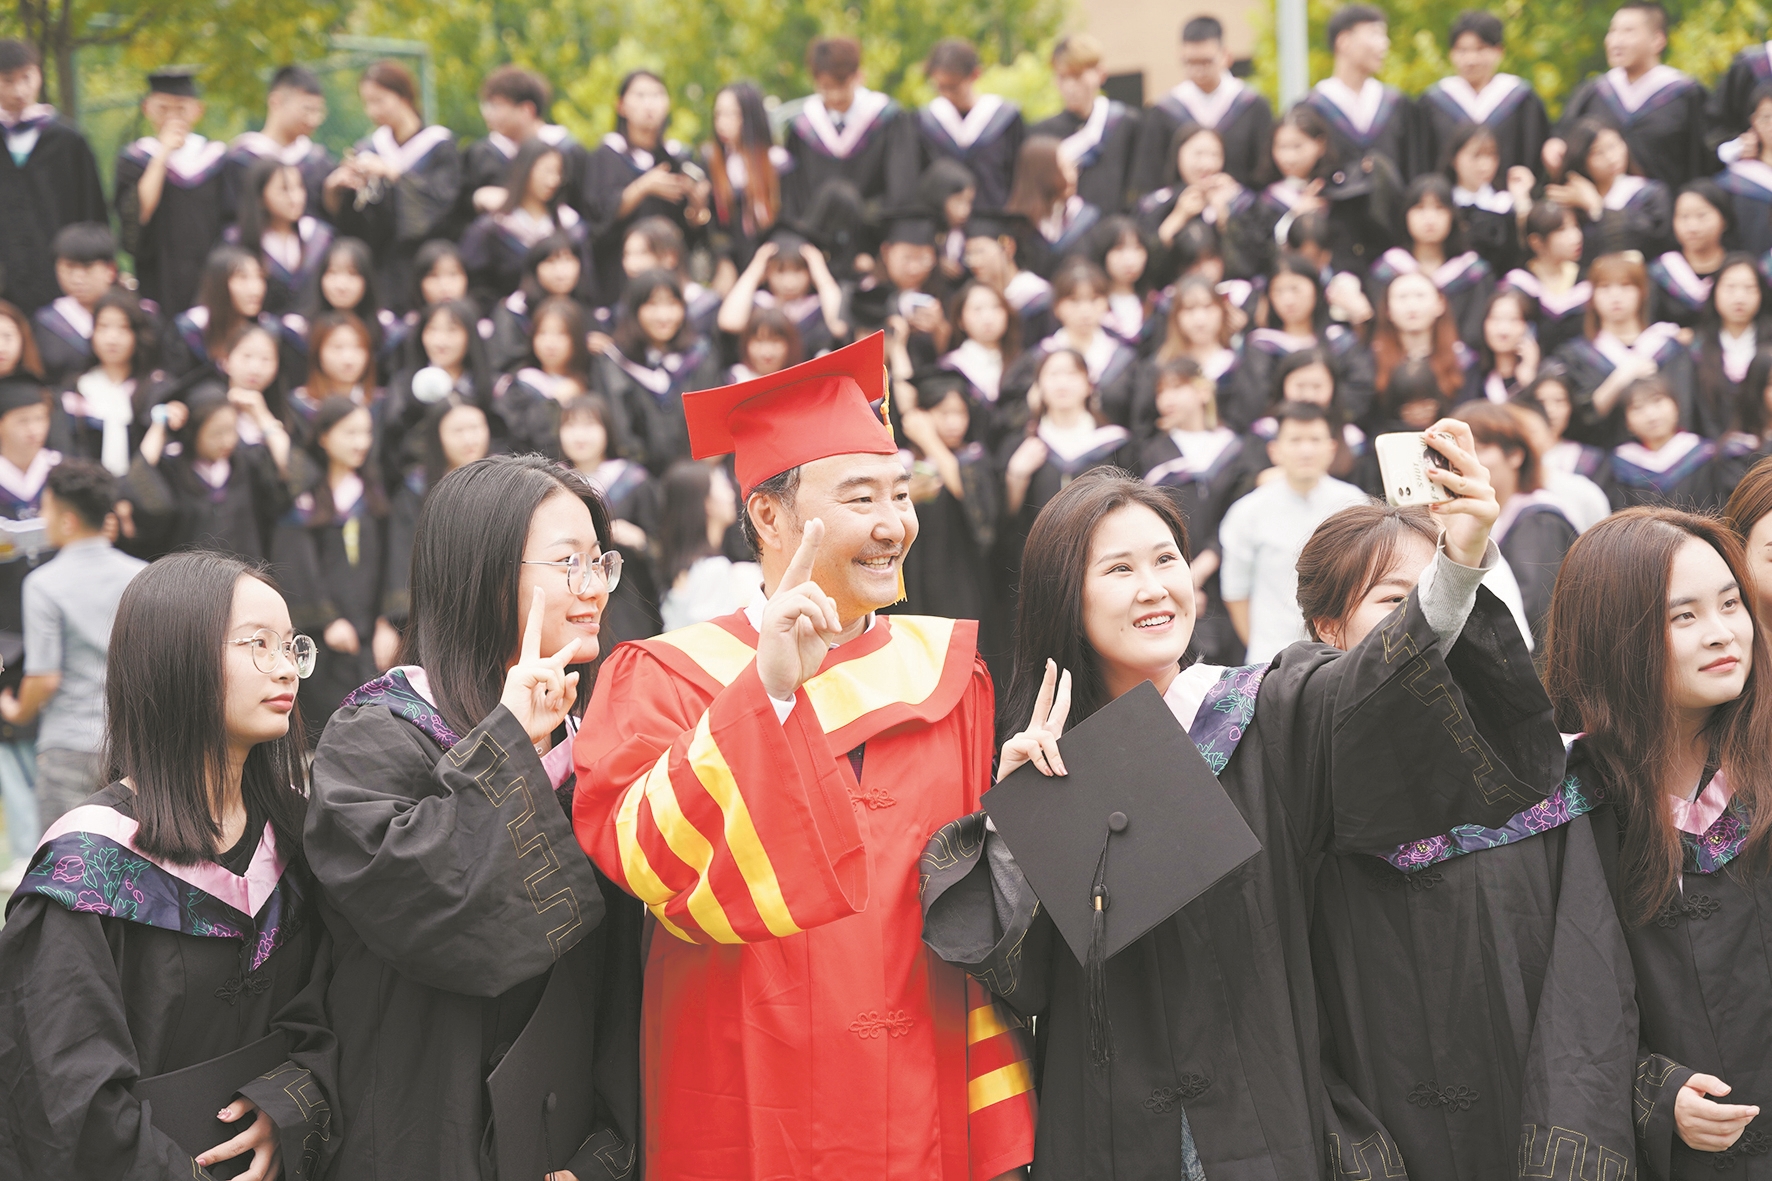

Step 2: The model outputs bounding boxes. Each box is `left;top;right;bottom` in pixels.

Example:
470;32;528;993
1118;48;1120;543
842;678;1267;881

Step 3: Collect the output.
500;585;582;744
997;660;1072;782
756;519;842;701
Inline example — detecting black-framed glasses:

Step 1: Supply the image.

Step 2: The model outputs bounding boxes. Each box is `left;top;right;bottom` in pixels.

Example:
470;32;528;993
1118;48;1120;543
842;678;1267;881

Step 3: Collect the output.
227;629;318;678
522;550;624;597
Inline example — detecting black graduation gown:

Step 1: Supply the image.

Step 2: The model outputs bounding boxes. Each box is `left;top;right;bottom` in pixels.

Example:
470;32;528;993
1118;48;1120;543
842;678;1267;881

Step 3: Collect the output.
222;134;336;230
269;465;387;737
1365;248;1496;350
1313;760;1639;1181
1130;81;1274;194
1576;746;1772;1180
1716;160;1772;258
923;585;1564;1181
460;127;588;232
114;136;228;317
1584;176;1674;260
1606;432;1723;510
0;115;107;314
125;442;290;562
1226;325;1378;433
1497;496;1578;648
1708;42;1772;147
228;217;335;317
459;209;589;313
1557;70;1716;189
1457;192;1524;277
779;92;904;221
1138;427;1259;666
1412;75;1551;178
1500;267;1593;356
305;679;641;1180
896;98;1025;213
1556;329;1697;447
0;783;338;1180
593;341;720;476
989;422;1136;641
330;126;463;315
30;298;93;388
999;333;1140;429
579;135;701;310
585;458;663;650
1135;188;1254;287
1302;82;1412;179
1030;100;1140;213
1647;251;1720;333
898;440;1000;628
1226;174;1398;281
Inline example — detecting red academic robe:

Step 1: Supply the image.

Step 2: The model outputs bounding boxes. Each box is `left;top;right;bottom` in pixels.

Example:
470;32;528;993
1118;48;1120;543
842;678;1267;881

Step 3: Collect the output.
573;611;1035;1181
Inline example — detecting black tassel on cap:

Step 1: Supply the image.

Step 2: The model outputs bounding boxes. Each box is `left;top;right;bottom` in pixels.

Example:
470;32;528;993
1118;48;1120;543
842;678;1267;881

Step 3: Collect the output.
1086;810;1128;1067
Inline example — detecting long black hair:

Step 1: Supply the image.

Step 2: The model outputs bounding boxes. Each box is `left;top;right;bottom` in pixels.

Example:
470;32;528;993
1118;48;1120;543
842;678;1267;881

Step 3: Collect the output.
235;157;305;257
657;459;718;587
613;268;697;361
1400;173;1472;256
518;230;583;306
303;395;389;524
90;288;161;383
105;553;309;865
305;236;385;352
999;469;1192;742
400;454;612;738
499;136;566;216
194;244;265;354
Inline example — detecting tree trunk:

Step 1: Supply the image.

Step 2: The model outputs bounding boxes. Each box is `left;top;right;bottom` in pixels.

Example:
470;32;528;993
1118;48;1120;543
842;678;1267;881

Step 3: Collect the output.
53;0;76;118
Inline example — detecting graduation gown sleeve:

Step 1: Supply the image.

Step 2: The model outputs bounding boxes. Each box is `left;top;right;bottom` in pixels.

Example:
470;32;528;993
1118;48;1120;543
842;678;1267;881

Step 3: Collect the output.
570;641;869;943
304;702;605;995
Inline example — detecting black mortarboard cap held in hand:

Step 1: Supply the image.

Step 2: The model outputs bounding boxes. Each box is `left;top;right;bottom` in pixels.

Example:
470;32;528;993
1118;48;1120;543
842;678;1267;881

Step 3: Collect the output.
983;680;1261;1063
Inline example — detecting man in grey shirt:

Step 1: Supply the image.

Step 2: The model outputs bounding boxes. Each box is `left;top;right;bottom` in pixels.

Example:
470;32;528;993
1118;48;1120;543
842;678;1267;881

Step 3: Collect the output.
0;459;144;824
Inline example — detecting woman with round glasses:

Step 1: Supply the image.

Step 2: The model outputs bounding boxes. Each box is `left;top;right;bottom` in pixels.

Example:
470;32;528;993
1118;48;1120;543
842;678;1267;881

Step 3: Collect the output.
303;454;641;1180
0;552;337;1180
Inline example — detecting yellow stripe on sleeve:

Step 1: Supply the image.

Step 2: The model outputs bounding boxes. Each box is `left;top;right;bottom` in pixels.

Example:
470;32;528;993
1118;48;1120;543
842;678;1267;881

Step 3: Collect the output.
968;1003;1017;1045
968;1060;1035;1113
641;715;744;944
685;718;803;939
613;759;697;943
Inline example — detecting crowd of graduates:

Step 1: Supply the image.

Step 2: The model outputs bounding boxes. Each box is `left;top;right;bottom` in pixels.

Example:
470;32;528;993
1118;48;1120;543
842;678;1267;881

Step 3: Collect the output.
6;2;1772;1178
2;0;1772;710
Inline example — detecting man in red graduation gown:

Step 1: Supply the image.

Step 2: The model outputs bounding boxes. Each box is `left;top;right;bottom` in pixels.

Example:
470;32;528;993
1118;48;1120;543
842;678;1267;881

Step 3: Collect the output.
573;332;1034;1181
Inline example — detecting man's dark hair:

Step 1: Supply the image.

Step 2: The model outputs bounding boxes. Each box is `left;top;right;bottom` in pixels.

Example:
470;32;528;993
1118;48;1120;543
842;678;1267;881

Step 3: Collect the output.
1449;10;1505;47
807;37;862;82
0;40;40;74
1617;0;1670;34
1274;400;1333;431
1327;4;1388;51
925;39;980;79
46;457;116;531
480;64;552;115
1182;17;1225;43
739;466;801;556
268;64;322;96
52;222;117;266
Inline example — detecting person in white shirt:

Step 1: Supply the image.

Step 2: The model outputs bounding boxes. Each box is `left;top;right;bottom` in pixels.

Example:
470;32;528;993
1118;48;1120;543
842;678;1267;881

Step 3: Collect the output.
1219;401;1371;661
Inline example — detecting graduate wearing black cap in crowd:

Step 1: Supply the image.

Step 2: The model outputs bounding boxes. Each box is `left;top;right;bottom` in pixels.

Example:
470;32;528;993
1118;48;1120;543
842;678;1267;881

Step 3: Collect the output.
114;70;228;317
0;40;107;316
224;66;337;231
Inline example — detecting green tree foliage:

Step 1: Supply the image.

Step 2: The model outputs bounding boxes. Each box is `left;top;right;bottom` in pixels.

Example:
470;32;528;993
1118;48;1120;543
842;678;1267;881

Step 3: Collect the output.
345;0;1065;146
1247;0;1772;117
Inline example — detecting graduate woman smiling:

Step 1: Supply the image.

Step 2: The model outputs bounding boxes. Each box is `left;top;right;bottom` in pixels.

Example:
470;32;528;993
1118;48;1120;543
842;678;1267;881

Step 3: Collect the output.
923;421;1568;1179
304;454;640;1181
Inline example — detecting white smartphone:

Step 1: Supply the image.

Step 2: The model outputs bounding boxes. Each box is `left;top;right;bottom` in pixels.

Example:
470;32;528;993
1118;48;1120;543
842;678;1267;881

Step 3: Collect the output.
1374;431;1456;508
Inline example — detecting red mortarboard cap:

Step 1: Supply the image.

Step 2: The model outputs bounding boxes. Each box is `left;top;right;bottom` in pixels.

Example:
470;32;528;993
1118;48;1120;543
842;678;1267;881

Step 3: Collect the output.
683;332;897;493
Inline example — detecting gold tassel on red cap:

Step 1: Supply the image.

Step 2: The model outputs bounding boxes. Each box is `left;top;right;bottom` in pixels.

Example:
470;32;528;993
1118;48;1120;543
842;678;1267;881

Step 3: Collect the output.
883;363;907;605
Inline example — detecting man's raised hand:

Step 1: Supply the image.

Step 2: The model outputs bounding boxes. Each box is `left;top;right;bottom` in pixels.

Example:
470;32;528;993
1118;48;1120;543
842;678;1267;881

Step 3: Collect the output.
757;519;841;701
